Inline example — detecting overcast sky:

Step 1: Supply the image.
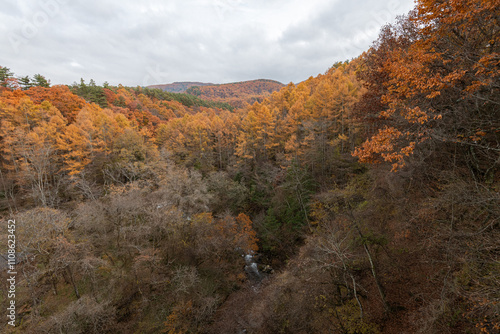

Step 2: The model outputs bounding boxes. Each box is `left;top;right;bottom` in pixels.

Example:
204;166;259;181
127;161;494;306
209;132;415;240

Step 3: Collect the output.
0;0;415;86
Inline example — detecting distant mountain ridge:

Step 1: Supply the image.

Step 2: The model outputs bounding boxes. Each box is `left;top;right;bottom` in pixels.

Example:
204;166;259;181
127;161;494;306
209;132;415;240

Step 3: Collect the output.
193;79;285;108
147;79;285;108
147;82;214;93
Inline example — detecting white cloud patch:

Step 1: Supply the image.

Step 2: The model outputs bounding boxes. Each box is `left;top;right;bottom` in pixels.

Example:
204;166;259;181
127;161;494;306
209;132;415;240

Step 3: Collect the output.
0;0;415;86
70;61;83;68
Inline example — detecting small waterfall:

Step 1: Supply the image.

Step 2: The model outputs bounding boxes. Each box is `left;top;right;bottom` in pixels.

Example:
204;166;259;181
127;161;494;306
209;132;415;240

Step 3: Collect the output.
244;253;261;281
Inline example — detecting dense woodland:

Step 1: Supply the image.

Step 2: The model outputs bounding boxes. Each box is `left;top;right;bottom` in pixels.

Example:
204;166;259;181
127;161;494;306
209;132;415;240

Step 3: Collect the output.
0;0;499;333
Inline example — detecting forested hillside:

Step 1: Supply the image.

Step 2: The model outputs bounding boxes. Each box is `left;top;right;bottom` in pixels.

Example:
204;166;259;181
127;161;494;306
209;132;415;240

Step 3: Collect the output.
147;82;214;94
185;79;285;108
0;0;499;333
148;79;284;109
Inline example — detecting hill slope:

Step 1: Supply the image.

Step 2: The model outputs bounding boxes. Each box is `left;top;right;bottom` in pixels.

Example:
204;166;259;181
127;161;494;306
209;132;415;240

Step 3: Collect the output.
146;81;214;93
150;79;285;108
186;79;284;108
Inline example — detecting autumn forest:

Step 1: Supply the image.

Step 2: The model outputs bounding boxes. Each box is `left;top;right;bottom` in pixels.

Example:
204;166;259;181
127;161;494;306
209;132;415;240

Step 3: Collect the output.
1;1;499;333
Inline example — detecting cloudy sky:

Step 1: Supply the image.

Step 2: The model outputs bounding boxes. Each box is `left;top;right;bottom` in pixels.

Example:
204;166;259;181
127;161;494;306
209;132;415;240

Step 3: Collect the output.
0;0;415;86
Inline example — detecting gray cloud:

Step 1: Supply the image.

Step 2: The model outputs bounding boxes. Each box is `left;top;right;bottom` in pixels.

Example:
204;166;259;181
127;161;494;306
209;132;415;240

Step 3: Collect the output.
0;0;415;86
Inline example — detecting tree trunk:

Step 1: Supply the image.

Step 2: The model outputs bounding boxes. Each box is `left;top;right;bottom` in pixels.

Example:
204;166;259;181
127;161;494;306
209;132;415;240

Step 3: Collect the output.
66;266;80;299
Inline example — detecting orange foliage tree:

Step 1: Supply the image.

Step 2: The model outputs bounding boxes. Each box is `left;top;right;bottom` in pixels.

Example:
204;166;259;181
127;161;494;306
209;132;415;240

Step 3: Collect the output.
353;0;500;171
25;85;86;123
0;96;67;205
57;104;132;175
